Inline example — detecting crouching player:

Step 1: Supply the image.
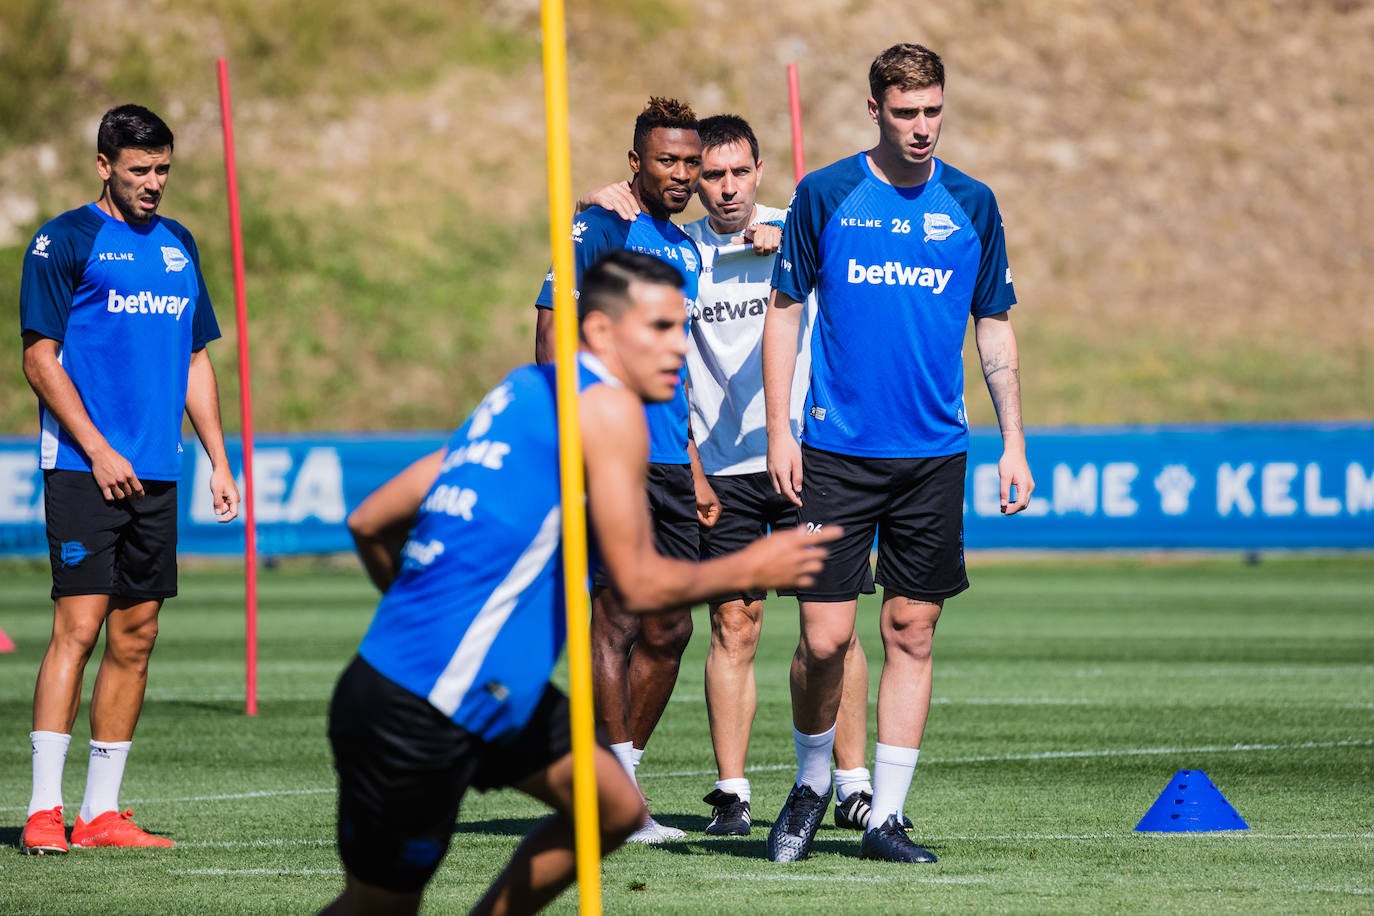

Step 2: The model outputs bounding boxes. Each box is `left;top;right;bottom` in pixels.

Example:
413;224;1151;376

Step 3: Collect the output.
319;250;839;915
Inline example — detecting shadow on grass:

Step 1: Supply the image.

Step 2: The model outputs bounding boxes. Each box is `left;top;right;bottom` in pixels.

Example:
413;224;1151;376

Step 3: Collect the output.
452;817;546;837
651;832;867;860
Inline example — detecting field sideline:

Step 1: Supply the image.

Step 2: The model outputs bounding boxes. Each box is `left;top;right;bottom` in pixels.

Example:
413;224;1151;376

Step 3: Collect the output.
0;555;1370;914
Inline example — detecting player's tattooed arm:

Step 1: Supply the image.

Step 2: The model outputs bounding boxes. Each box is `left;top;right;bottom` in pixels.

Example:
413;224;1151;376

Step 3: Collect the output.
975;312;1034;514
975;313;1024;435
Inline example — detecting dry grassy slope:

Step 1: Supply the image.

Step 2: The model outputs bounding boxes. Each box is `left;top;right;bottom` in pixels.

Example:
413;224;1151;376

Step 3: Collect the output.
3;0;1370;429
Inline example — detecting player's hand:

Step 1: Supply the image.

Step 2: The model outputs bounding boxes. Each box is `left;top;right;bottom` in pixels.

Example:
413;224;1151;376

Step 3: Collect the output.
747;523;841;591
766;435;804;507
89;445;144;502
695;476;721;528
735;222;781;255
577;181;639;221
209;463;241;523
999;451;1034;515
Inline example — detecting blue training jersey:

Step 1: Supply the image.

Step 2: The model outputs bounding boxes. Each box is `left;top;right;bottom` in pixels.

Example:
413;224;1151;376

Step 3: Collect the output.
358;353;614;741
536;206;699;464
19;203;221;480
773;155;1015;458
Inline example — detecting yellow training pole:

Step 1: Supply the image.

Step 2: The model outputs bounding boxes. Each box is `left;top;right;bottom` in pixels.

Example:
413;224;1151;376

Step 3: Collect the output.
541;1;602;913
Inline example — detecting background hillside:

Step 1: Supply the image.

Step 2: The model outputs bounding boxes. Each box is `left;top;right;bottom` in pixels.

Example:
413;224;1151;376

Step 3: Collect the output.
2;0;1369;433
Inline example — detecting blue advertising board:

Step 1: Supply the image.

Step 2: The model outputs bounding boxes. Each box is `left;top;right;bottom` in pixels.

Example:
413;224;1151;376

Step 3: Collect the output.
1;422;1370;557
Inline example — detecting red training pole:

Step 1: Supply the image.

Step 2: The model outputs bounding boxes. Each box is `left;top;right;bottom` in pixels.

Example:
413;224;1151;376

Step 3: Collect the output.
217;58;260;717
787;62;806;184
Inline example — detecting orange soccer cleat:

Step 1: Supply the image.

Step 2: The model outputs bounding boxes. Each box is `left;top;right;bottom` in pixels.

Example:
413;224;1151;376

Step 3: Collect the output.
20;805;69;855
70;809;174;849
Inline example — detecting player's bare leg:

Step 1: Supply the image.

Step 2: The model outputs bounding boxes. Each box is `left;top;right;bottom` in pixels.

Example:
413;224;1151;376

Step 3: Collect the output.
472;747;646;916
790;599;858;735
833;633;869;771
626;607;693;749
704;597;763;780
32;595;113;733
589;587;639;747
860;590;943;864
88;597;162;741
875;592;942;749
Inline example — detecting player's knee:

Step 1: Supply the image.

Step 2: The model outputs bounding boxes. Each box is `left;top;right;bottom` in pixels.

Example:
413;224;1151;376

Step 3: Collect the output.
882;617;936;661
799;628;851;667
641;611;693;655
710;602;762;657
51;621;103;659
107;618;159;666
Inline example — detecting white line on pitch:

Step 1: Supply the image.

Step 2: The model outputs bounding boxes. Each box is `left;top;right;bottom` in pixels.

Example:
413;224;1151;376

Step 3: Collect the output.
653;737;1374;778
737;873;988;885
3;739;1367;815
168;868;338;876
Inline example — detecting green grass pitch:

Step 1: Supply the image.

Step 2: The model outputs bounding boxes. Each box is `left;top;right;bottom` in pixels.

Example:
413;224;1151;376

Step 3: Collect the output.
0;554;1370;914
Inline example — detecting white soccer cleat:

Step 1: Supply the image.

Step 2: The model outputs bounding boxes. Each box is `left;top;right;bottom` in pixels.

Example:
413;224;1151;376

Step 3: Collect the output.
625;815;686;844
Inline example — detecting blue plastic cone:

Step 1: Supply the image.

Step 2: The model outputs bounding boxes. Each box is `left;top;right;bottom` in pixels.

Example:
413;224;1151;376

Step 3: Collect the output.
1134;769;1248;832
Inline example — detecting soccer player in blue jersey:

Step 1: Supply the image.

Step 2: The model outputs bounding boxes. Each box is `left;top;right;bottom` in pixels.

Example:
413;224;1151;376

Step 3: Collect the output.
534;97;707;842
18;104;240;854
587;115;884;837
323;251;839;915
761;43;1036;864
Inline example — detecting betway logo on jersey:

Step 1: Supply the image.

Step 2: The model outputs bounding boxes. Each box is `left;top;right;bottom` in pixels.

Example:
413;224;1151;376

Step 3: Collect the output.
106;289;190;319
697;297;767;323
846;259;953;294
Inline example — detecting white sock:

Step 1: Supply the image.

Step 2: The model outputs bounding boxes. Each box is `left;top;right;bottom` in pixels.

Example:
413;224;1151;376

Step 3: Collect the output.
716;777;751;803
610;741;638;785
28;731;71;817
833;766;873;803
869;743;919;832
793;724;836;795
81;740;132;822
630;746;644;772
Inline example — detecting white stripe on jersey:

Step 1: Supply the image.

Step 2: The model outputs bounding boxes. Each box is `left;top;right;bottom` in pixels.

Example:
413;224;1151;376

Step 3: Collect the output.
427;504;563;717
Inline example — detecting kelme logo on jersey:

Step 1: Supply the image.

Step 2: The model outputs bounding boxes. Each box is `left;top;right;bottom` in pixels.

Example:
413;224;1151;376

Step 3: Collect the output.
922;212;960;242
161;246;188;272
846;259;953;294
31;234;52;259
106;289;190;319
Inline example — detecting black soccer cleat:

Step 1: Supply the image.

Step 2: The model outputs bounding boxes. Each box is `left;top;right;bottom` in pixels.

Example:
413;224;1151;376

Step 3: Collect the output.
766;783;832;862
860;813;938;863
834;790;914;831
702;789;751;836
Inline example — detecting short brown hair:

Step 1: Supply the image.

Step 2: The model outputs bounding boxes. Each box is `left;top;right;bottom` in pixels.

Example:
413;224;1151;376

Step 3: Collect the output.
868;43;945;102
632;96;698;156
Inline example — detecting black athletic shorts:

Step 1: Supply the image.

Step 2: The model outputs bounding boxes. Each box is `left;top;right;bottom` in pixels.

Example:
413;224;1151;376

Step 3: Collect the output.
328;656;573;894
701;471;800;603
796;446;969;603
592;461;699;591
701;471;877;604
44;469;179;601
